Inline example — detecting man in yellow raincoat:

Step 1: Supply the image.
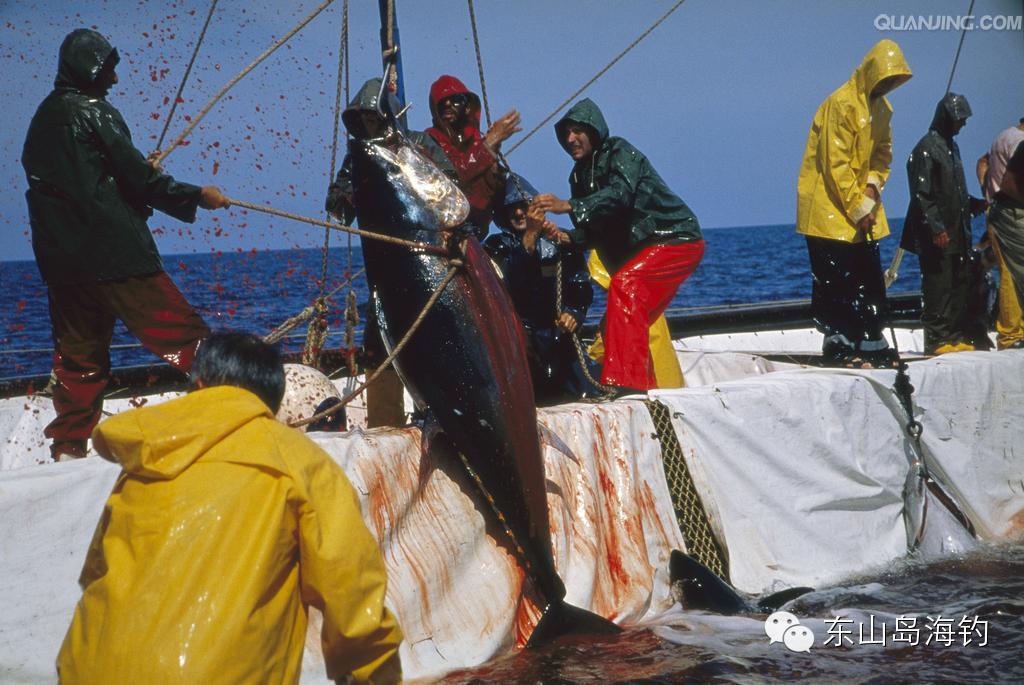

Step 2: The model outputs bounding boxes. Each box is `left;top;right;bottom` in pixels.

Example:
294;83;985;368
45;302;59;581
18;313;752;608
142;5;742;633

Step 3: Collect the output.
57;332;402;684
796;39;911;367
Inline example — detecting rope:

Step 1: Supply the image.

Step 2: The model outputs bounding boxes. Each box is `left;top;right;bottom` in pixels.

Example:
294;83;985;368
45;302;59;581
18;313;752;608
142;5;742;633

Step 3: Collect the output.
946;0;976;94
155;0;335;164
555;257;616;397
227;197;449;255
306;1;351;368
263;270;364;344
506;0;688;156
466;0;492;128
154;0;219;153
887;327;976;546
290;261;462;428
887;0;976;288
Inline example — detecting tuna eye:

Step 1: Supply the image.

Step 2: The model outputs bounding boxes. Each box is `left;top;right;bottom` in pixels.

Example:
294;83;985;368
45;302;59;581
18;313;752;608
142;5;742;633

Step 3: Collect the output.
386;163;401;175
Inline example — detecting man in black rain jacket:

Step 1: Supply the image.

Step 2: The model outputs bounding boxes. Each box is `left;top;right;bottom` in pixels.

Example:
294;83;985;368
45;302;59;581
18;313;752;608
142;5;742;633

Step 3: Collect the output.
900;93;987;354
484;174;599;403
22;28;230;460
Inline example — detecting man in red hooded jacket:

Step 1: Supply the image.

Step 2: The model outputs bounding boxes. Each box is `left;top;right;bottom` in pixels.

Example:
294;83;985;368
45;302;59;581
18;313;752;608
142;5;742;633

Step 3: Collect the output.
426;75;520;237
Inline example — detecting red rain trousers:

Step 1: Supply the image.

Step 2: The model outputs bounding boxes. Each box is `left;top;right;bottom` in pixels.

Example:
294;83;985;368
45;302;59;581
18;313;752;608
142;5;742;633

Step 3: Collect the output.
45;271;209;454
602;241;705;389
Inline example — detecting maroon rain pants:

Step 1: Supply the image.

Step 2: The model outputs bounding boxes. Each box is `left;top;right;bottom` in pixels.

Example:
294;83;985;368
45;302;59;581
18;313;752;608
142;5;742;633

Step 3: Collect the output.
45;271;209;456
602;240;705;390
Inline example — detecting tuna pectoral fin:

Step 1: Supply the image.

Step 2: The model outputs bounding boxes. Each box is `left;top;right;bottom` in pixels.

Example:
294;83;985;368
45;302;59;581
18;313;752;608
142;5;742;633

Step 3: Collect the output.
526;600;622;648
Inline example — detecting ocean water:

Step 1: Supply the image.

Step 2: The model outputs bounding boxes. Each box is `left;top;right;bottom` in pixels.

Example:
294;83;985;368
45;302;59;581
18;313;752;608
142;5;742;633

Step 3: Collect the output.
435;543;1024;684
0;220;931;379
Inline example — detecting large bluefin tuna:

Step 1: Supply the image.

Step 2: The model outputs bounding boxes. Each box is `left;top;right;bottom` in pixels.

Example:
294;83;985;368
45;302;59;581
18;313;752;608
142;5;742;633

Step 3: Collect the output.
349;130;619;646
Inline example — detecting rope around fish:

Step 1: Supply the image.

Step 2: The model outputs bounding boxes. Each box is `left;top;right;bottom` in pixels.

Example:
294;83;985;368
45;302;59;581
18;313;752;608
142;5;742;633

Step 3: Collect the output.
289;261;463;428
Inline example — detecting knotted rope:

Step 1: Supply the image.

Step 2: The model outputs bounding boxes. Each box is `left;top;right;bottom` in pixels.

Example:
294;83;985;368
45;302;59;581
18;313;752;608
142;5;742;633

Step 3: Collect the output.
290;261;462;428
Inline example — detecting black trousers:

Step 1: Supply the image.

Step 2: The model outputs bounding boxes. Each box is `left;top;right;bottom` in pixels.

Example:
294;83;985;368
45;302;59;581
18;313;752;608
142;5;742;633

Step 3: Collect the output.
805;236;890;360
918;247;970;353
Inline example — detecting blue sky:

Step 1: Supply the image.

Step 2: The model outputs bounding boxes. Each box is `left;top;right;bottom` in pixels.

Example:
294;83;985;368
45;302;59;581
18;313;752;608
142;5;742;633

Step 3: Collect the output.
1;0;1021;261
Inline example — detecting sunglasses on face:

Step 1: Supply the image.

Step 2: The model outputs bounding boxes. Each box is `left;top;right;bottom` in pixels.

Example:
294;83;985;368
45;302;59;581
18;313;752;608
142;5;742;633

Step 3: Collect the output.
440;94;470;109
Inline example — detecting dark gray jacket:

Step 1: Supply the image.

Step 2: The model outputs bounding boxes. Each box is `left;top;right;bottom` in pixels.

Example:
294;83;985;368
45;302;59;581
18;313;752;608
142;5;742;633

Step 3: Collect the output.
23;29;202;286
901;93;981;256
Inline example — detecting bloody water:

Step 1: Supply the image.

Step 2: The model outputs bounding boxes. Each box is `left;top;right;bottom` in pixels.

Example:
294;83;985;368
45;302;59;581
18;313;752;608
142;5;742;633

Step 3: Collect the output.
431;542;1024;684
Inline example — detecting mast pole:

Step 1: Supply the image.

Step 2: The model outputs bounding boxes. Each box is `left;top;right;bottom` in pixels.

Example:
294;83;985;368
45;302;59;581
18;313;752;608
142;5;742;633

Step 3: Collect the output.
377;0;406;110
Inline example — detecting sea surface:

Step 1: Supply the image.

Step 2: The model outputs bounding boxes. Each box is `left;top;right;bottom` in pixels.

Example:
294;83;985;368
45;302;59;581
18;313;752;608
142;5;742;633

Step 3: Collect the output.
0;220;936;379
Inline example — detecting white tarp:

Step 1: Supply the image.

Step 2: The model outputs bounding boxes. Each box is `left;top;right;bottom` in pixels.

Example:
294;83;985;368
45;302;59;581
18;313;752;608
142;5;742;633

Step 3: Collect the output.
653;349;1024;595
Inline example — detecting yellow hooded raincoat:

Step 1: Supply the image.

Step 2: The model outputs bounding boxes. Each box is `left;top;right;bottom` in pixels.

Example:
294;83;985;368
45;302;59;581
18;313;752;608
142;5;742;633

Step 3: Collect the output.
796;40;912;243
57;386;403;685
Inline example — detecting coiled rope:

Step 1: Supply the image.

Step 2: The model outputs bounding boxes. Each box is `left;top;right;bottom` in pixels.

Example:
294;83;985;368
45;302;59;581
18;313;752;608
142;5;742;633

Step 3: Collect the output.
263;269;364;344
306;0;351;367
290;261;463;428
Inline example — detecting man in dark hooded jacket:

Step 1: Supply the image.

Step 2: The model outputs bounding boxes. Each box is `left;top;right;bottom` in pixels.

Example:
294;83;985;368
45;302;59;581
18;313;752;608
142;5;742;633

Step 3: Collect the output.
22;28;230;461
426;75;520;237
900;93;987;354
483;174;598;403
533;99;704;392
325;77;455;224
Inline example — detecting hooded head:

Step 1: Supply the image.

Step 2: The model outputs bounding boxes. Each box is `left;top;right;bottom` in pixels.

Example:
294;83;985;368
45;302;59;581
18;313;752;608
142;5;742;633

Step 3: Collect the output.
55;28;120;94
853;39;912;99
342;77;405;140
493;173;539;231
930;92;972;138
428;75;483;135
554;98;609;163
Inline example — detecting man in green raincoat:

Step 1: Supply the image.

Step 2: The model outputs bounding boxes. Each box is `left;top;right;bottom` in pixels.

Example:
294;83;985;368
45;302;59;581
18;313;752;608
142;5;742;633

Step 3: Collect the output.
533;98;704;392
22;29;230;461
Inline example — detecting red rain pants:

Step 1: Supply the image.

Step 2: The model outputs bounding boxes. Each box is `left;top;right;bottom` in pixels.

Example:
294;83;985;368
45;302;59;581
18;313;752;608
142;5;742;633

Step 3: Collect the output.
602;240;705;389
45;271;209;455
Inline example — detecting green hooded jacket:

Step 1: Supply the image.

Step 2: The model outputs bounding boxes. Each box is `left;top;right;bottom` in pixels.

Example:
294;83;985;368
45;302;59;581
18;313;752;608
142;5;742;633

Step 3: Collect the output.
554;99;701;272
22;29;203;286
900;92;980;257
325;78;455;224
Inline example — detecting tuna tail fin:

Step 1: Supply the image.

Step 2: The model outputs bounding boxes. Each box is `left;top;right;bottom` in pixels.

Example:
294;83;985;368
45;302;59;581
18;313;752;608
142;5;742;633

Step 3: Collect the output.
669;550;815;615
526;600;622;648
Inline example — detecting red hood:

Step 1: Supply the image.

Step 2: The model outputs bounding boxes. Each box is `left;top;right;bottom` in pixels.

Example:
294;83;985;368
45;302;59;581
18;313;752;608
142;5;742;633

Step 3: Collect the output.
428;74;483;137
